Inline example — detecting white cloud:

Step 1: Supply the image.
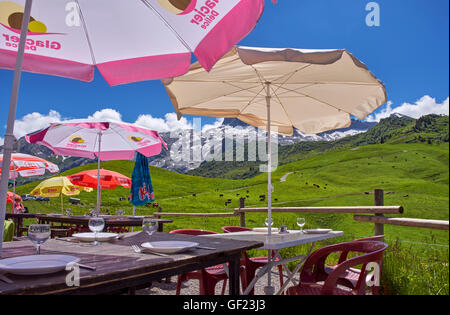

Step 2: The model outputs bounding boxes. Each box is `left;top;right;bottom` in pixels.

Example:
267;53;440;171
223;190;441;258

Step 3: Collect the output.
0;137;3;145
366;96;449;122
135;112;193;132
87;108;123;122
13;110;62;139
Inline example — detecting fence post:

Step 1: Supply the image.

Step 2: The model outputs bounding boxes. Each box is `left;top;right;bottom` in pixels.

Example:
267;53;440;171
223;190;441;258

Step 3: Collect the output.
374;189;385;238
239;197;246;227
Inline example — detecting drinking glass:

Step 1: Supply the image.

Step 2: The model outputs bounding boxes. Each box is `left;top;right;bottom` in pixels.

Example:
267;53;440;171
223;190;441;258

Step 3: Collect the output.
143;218;158;236
65;208;72;216
265;217;274;228
28;224;51;255
88;217;105;246
297;217;306;233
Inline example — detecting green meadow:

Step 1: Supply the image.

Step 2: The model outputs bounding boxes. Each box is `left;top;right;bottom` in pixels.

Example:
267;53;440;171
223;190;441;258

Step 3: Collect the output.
12;142;449;295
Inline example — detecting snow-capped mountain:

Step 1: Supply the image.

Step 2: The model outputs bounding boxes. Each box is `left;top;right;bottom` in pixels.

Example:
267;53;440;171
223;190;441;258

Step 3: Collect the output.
2;117;379;176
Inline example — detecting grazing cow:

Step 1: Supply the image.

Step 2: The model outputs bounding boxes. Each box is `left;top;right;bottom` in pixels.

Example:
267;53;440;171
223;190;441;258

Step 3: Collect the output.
236;193;240;196
153;203;159;208
227;199;232;202
274;198;278;202
192;194;196;197
246;195;249;198
403;195;409;198
220;194;224;197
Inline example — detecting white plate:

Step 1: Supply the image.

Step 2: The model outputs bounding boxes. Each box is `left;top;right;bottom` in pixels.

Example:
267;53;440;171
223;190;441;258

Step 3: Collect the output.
0;255;80;275
303;229;332;234
72;232;118;242
252;227;279;233
141;241;199;254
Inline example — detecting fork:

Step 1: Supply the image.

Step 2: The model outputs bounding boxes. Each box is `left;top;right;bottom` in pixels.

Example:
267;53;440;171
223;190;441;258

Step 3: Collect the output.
131;244;169;257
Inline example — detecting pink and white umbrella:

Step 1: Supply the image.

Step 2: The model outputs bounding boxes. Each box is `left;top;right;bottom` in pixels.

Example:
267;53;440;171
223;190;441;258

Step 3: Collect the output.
0;0;265;254
0;0;265;85
26;119;167;212
0;153;59;179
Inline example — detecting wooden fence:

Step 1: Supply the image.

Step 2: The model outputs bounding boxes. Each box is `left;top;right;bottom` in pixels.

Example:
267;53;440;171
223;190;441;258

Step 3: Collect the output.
153;189;449;234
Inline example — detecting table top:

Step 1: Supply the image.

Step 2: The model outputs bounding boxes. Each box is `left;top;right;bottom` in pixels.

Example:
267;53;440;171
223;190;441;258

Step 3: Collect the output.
0;232;263;295
205;230;344;250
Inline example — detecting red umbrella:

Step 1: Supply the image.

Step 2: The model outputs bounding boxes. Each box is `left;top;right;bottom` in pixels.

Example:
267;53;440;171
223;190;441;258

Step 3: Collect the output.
67;169;131;190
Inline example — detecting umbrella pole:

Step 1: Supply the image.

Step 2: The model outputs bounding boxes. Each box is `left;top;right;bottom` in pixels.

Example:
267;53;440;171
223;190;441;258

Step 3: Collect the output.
12;167;16;214
265;81;275;295
61;193;63;214
96;132;102;216
0;0;33;257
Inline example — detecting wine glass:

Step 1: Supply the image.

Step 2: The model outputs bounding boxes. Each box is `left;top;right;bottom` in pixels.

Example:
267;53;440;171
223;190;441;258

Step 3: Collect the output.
88;217;105;246
65;208;72;216
265;217;274;228
28;224;50;255
297;217;306;233
143;218;158;236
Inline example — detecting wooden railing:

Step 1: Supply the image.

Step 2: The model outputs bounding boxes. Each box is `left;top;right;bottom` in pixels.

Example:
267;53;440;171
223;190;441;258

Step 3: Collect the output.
152;189;449;234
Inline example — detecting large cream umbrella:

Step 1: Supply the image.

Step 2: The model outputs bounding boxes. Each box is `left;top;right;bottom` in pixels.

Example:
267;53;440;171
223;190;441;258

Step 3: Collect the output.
163;46;387;294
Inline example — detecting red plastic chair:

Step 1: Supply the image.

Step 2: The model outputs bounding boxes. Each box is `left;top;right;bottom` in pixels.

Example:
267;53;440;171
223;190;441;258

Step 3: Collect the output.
287;240;388;295
323;235;385;292
169;229;229;295
221;226;285;295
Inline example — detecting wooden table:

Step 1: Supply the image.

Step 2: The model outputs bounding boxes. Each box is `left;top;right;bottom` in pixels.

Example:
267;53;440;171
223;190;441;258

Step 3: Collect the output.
36;215;173;233
206;230;344;295
5;213;39;237
0;232;263;295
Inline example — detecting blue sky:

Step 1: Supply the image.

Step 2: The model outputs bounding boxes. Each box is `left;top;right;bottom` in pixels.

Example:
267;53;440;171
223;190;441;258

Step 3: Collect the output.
0;0;448;140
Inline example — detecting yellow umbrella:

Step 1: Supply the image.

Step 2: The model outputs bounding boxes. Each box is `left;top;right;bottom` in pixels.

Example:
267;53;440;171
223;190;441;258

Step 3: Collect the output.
30;176;92;212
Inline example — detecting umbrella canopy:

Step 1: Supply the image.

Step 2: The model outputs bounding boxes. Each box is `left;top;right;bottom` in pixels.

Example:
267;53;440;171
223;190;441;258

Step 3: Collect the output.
0;153;59;179
29;176;91;212
163;46;387;136
25;120;167;161
67;169;131;190
0;0;265;85
163;46;386;231
30;176;88;198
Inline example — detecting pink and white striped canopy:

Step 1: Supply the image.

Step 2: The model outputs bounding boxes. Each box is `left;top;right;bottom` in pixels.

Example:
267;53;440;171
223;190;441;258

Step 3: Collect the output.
25;120;167;161
0;0;265;86
0;153;59;179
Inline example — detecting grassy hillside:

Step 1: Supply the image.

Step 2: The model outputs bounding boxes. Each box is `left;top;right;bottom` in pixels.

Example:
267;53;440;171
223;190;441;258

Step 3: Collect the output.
188;114;449;179
12;141;449;295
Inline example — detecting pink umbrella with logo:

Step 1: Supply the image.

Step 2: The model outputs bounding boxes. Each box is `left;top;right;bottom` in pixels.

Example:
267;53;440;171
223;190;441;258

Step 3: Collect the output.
0;0;265;255
26;119;167;213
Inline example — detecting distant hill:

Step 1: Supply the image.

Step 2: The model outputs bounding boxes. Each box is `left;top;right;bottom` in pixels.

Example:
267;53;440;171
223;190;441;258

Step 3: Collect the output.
187;114;449;179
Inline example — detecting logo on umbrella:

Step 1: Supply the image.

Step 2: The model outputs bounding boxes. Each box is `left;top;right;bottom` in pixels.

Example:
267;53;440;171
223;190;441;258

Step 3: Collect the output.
1;1;64;51
0;1;47;33
157;0;197;15
128;135;143;143
69;136;85;144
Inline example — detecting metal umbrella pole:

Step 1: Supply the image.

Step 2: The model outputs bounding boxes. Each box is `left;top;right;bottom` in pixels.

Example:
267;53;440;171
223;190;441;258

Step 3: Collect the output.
96;131;103;216
264;81;275;295
0;0;33;257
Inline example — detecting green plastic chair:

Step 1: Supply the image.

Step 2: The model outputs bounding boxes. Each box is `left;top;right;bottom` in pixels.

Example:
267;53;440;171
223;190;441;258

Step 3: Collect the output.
3;220;15;242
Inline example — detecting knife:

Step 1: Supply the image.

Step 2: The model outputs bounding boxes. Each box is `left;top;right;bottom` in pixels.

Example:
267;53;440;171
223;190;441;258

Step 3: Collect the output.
0;274;13;284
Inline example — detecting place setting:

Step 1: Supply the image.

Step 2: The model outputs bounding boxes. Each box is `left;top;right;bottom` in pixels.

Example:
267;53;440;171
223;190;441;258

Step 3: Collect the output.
0;224;96;280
